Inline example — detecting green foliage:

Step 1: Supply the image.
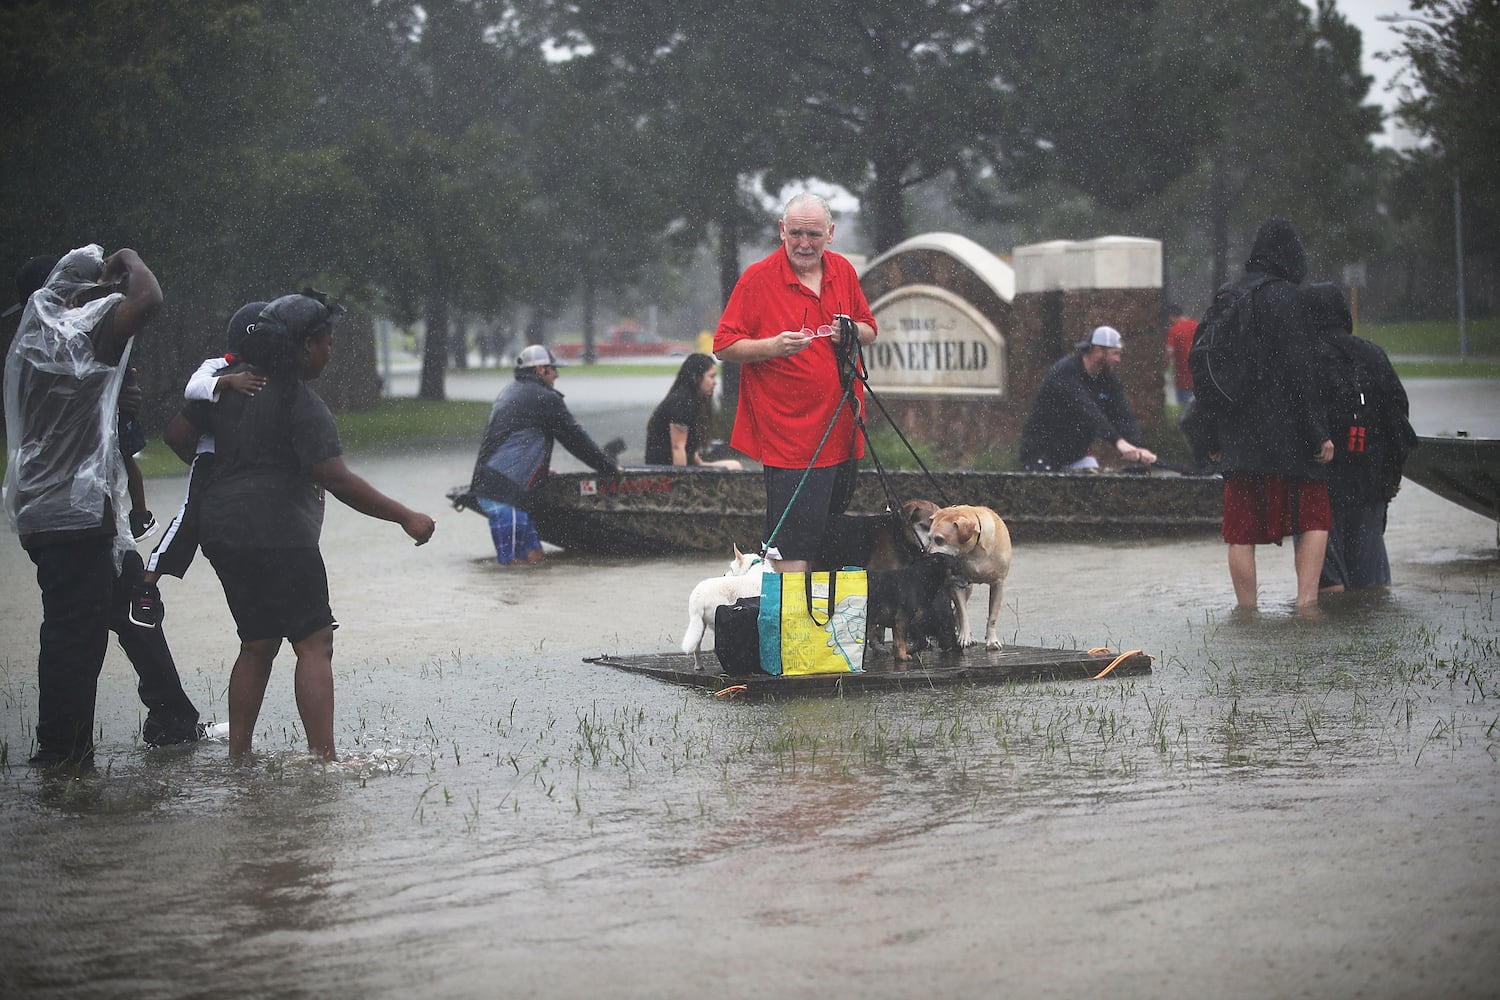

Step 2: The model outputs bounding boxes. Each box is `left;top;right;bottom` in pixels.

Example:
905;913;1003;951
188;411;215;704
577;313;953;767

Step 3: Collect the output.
1392;0;1500;260
0;0;1427;414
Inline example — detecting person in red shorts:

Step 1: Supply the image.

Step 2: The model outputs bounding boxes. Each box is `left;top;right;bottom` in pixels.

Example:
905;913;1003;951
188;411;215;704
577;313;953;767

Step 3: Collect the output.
1199;218;1333;609
713;192;877;572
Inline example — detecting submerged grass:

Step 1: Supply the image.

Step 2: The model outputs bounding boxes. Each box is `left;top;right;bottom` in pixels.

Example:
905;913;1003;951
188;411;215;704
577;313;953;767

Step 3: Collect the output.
392;611;1497;830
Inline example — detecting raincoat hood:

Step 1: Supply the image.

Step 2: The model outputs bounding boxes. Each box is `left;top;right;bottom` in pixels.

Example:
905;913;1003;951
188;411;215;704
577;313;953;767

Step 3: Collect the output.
2;244;133;562
1300;282;1352;341
1245;217;1307;284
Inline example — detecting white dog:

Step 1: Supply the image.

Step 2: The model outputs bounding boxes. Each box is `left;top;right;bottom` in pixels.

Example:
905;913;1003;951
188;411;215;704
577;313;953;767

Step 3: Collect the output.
682;545;768;669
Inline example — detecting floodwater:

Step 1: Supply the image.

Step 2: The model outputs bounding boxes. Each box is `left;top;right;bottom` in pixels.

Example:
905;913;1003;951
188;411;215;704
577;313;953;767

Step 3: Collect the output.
1;378;1497;999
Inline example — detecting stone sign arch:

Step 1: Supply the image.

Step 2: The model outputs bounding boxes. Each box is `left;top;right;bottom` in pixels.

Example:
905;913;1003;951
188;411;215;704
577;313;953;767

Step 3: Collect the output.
861;232;1014;398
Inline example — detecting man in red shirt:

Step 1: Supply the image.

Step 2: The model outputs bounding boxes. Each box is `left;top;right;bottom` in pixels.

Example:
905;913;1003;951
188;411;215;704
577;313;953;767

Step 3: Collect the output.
714;193;877;572
1165;303;1198;405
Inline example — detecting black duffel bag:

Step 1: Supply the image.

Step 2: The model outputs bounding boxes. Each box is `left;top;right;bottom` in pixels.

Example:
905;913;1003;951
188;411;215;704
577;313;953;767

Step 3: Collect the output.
713;597;766;675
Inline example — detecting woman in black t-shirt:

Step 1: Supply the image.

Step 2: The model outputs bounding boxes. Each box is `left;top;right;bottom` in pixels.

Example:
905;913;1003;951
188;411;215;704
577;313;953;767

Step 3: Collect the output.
644;353;743;469
194;291;435;761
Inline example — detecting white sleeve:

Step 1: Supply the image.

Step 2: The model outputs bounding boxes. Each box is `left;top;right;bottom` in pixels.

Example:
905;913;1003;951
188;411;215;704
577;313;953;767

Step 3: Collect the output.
184;356;229;402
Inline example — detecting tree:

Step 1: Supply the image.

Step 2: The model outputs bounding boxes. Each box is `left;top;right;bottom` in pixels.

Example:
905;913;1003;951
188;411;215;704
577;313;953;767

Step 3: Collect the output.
0;0;323;413
530;1;795;309
1180;0;1383;291
511;55;692;363
1391;0;1499;301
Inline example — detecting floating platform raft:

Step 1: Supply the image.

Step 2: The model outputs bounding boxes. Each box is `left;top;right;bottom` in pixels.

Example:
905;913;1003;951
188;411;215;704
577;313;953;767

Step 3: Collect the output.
588;644;1152;698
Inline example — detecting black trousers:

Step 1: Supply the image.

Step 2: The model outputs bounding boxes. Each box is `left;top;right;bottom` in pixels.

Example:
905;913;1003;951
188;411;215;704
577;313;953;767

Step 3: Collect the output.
146;452;214;580
28;537;200;764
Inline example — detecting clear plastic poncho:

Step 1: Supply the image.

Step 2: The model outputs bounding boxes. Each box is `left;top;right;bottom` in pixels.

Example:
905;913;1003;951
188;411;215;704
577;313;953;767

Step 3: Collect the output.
2;244;134;569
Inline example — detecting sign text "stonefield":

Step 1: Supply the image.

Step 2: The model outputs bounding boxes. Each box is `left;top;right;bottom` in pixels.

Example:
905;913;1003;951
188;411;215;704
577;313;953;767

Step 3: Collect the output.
866;340;991;372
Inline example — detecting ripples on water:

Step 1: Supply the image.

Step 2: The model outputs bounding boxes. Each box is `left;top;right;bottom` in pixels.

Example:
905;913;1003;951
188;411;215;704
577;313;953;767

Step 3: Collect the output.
2;487;1496;997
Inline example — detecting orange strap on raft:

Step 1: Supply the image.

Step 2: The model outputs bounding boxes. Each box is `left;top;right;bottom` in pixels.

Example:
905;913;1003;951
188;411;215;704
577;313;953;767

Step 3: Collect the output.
1091;649;1143;680
714;684;749;698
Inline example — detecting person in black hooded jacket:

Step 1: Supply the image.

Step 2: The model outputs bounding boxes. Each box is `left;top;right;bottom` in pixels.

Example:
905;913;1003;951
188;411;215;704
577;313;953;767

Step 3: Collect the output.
1201;218;1334;609
1302;282;1417;592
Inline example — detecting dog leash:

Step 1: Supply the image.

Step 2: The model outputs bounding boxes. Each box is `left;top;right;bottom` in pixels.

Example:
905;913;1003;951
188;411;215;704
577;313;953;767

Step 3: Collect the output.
762;317;954;557
760;373;859;557
840;329;954;510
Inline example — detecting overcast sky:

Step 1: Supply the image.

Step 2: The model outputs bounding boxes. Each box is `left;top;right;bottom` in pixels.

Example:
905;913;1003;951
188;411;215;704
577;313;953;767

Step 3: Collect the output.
1325;0;1422;145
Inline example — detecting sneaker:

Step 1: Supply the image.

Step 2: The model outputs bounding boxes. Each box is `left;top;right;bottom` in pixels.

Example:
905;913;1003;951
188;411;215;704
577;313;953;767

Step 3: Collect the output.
142;717;204;747
130;509;158;542
128;582;164;629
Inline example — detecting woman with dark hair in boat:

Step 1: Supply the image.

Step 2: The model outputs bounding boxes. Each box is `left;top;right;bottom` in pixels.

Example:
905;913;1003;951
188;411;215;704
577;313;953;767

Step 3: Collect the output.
644;353;743;469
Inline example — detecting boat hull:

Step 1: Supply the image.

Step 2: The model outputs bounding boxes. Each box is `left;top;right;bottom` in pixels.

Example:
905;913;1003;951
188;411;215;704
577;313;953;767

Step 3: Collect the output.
498;467;1225;556
1402;435;1500;522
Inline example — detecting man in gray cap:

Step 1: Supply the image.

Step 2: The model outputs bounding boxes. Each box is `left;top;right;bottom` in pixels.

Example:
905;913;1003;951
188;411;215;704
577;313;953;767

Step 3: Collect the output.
468;344;621;565
1019;325;1157;472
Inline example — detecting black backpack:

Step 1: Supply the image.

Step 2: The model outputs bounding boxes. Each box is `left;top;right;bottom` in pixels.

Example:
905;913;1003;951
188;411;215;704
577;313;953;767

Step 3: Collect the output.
1318;337;1375;461
1188;274;1276;411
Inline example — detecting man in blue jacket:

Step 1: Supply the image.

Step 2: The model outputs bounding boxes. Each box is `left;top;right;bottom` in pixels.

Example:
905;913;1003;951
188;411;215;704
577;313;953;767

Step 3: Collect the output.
469;344;621;565
1019;325;1157;472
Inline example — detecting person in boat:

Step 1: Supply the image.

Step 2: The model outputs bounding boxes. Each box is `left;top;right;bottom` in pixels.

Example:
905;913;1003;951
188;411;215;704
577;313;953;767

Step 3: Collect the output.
469;343;622;566
1302;283;1417;592
644;353;743;470
1018;325;1157;473
712;192;877;573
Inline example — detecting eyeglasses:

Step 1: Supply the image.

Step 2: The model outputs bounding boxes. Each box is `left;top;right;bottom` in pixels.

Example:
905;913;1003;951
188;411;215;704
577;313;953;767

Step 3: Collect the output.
780;324;836;339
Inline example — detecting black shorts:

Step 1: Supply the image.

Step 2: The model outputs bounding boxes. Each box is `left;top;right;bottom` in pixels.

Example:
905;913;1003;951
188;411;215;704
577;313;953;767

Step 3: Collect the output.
204;545;336;643
118;414;146;456
763;460;858;562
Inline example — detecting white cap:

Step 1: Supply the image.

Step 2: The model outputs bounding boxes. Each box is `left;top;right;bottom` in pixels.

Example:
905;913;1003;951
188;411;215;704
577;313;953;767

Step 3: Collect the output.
515;344;562;368
1078;325;1122;350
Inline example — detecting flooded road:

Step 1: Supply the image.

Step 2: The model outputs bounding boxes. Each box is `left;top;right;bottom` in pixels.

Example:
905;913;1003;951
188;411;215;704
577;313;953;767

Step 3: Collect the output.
1;378;1497;998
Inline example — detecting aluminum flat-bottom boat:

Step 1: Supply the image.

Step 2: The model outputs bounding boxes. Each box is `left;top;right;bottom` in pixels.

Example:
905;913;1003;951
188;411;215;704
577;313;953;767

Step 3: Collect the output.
450;466;1224;556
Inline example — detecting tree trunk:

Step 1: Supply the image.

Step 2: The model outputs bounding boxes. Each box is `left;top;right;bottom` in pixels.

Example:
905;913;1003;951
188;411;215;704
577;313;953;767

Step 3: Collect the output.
419;291;448;401
1209;154;1232;293
868;157;907;254
524;305;549;346
715;194;743;419
581;266;598;365
450;318;469;371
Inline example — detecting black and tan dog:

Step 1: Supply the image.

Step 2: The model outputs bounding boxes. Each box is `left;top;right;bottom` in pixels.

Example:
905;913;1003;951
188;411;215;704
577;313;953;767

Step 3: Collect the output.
815;499;941;573
865;553;968;662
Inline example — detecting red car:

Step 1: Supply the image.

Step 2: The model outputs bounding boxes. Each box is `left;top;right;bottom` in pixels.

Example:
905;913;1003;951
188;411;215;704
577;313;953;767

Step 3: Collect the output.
552;325;694;360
